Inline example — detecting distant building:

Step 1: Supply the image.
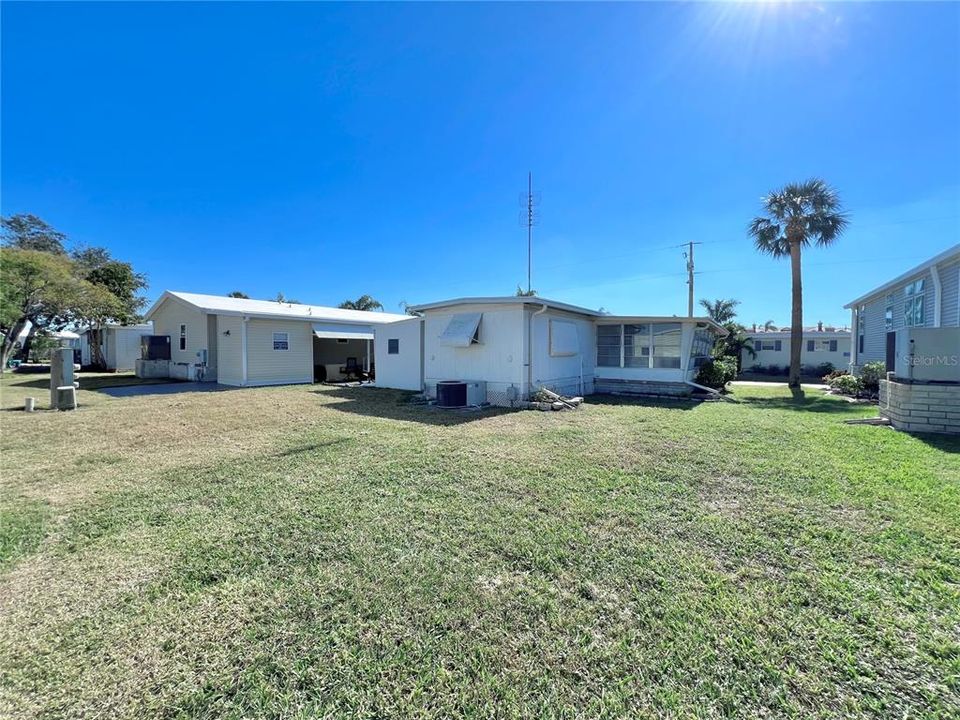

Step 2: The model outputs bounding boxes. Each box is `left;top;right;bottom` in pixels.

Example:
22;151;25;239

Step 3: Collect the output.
743;325;851;372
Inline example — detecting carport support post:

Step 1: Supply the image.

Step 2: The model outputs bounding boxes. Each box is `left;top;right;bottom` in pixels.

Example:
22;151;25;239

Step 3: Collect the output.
49;348;75;410
365;340;370;373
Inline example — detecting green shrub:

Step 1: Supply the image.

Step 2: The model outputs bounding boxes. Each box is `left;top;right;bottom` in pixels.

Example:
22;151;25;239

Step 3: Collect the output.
822;368;849;383
830;374;863;396
813;362;835;377
695;356;738;389
859;361;886;391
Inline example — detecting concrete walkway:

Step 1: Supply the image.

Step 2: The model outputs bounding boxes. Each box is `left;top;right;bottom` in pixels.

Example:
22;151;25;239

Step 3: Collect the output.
732;381;830;390
99;382;232;397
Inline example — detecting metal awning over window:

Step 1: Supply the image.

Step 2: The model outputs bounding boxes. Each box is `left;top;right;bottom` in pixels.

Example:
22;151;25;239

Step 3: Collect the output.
312;322;375;340
438;312;482;347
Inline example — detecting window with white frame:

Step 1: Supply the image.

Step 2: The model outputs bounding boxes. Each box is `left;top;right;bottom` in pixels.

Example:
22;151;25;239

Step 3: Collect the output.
884;294;894;331
179;324;186;351
387;338;399;354
756;339;782;351
273;332;289;351
807;339;838;352
596;325;621;367
904;279;925;327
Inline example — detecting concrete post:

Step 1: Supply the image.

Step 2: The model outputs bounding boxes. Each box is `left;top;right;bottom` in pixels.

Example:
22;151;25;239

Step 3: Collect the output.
49;348;75;410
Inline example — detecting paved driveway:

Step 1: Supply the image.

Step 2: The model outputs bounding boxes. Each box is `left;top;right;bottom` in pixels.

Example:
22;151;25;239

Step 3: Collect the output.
98;382;232;398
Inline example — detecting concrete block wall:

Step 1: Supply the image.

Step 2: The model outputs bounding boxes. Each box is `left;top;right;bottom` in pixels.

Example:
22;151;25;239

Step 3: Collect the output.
879;380;960;434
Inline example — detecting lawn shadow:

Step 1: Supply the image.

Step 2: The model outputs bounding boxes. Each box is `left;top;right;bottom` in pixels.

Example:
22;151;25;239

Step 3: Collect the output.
903;431;960;454
586;393;701;410
314;387;520;426
731;387;872;414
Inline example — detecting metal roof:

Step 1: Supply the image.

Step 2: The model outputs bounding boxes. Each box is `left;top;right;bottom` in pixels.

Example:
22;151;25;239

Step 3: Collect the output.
145;291;409;325
843;244;960;309
408;296;604;316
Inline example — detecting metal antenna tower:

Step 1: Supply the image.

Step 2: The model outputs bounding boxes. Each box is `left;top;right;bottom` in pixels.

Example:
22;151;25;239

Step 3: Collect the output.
518;172;540;294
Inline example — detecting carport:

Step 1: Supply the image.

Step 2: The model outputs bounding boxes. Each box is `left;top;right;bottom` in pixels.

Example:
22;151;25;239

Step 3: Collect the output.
312;322;375;382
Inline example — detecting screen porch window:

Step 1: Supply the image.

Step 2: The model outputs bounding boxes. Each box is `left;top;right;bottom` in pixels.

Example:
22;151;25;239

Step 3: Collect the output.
596;322;685;369
596;325;621;367
690;328;714;368
273;332;289;351
904;280;925;327
652;323;682;368
179;324;186;351
623;324;650;367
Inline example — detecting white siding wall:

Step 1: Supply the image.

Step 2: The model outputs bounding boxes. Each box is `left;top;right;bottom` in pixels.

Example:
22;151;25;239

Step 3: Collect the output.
939;258;960;327
422;304;525;404
245;319;313;386
109;327;150;370
149;298;207;365
529;309;596;397
217;315;244;386
373;317;423;391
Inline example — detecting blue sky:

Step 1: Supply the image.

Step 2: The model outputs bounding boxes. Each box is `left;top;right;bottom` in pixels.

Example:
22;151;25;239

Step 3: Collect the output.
2;1;958;327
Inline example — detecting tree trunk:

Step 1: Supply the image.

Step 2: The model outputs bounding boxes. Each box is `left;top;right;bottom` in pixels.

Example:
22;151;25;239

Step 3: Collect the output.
0;318;29;373
789;240;804;389
89;326;106;369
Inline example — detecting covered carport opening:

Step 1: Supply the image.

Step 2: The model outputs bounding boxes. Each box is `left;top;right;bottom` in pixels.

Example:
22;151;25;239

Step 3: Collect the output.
312;322;375;382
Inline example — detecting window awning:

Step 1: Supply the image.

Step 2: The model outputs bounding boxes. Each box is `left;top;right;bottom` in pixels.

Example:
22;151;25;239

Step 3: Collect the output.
312;322;374;340
439;312;482;347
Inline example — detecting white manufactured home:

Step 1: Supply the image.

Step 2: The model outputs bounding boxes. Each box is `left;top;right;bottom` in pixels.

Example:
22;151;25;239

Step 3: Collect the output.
743;328;851;373
143;291;408;386
373;297;727;405
79;323;154;370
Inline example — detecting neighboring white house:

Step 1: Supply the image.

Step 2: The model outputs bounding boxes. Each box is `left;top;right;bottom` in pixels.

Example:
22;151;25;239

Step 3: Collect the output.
844;244;960;374
143;291;409;386
373;296;727;405
743;328;851;372
80;323;154;370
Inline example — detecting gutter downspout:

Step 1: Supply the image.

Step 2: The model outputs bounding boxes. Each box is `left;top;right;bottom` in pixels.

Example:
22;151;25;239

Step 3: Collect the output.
930;263;942;328
241;316;249;386
527;303;548;399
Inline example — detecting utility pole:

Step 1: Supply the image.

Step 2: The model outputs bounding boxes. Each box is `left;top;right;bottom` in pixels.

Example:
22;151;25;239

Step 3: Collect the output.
684;241;701;317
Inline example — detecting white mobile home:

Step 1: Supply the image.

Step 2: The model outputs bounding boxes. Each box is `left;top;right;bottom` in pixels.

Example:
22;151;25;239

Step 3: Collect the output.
744;328;851;373
844;244;960;373
373;297;727;405
143;291;408;386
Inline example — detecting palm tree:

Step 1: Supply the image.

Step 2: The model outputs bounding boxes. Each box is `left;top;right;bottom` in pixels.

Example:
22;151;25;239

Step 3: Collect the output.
699;298;740;325
722;323;756;372
749;179;848;388
338;295;383;312
762;319;777;331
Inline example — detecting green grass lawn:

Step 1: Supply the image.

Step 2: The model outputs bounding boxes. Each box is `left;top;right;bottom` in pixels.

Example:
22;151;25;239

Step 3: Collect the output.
1;374;958;718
